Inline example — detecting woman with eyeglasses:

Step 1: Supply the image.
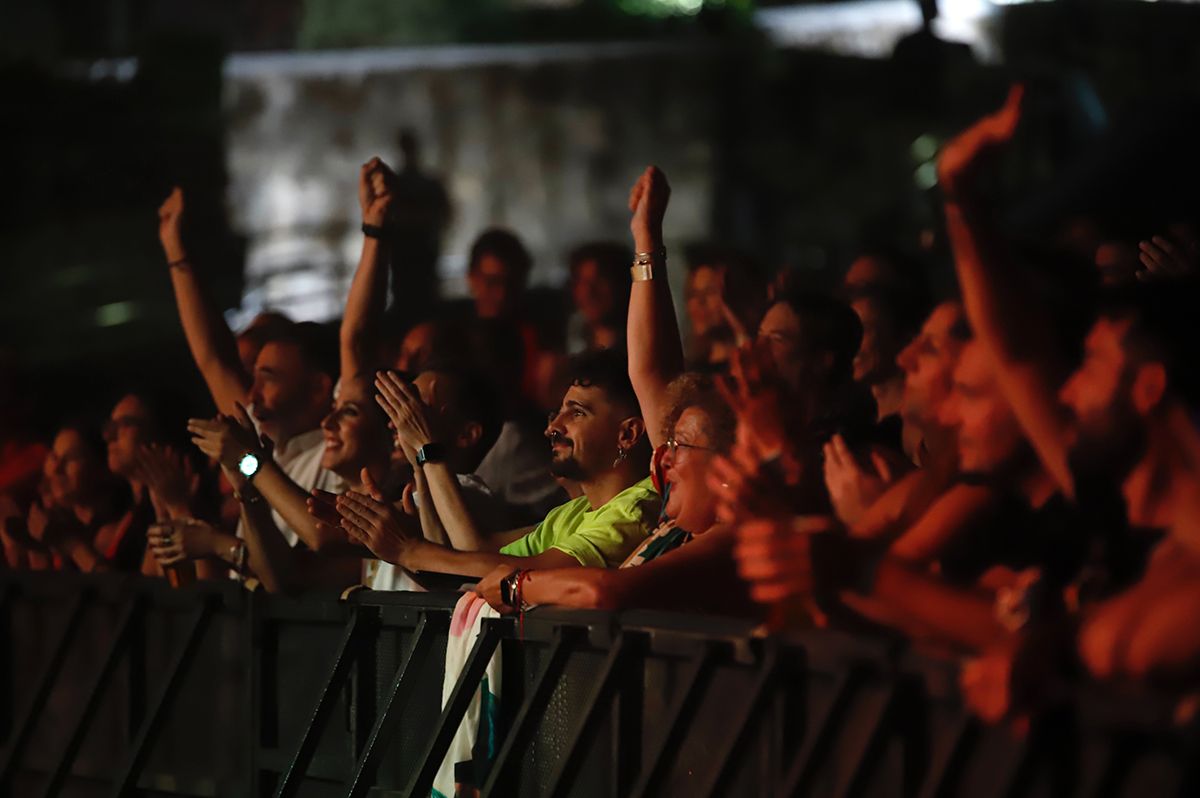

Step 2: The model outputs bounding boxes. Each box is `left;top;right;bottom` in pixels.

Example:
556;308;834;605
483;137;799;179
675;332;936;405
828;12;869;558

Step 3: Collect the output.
475;166;760;617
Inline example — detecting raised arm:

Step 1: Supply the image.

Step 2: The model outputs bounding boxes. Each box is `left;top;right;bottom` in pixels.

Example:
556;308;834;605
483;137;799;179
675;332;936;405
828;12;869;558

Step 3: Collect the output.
341;158;395;381
158;188;251;416
939;86;1075;498
627;166;684;449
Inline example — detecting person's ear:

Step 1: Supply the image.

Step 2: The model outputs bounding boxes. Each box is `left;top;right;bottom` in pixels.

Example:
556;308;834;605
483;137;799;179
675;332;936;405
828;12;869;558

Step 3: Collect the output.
1130;362;1167;415
617;416;646;451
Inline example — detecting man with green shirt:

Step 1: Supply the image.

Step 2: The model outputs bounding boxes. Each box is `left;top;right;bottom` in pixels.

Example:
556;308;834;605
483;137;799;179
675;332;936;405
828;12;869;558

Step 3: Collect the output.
339;349;660;576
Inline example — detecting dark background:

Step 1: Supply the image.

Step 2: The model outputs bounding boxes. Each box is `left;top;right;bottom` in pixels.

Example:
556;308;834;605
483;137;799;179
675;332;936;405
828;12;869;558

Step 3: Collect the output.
2;0;1199;437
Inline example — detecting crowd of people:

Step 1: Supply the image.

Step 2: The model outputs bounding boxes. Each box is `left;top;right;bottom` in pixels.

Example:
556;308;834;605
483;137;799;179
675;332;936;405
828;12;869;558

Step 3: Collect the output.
4;85;1200;725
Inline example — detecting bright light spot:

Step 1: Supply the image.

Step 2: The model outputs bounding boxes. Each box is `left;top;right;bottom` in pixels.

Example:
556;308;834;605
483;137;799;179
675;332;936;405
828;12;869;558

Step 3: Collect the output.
914;162;939;190
620;0;705;17
911;134;939;162
95;301;137;327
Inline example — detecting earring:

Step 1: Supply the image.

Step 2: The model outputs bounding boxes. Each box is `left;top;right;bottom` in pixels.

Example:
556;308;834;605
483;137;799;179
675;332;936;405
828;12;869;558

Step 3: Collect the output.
612;447;628;468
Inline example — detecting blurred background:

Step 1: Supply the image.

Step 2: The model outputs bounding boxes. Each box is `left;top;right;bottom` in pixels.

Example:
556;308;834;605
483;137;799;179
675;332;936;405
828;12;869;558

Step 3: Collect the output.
3;0;1200;433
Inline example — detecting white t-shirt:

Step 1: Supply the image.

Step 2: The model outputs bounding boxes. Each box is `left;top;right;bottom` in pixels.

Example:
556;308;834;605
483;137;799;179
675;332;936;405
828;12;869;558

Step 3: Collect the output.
237;427;344;548
366;473;497;591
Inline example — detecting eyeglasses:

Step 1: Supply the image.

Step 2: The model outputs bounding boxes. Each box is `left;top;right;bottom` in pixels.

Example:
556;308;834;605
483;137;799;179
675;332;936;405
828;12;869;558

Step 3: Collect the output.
664;437;715;457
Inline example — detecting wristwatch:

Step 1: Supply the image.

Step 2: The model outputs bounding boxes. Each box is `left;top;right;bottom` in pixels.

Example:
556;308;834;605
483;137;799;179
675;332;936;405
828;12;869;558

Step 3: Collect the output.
238;452;262;481
415;443;446;467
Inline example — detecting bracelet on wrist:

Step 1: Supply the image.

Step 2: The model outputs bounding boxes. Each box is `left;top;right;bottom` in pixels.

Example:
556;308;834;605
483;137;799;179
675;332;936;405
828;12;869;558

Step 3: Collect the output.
362;222;386;239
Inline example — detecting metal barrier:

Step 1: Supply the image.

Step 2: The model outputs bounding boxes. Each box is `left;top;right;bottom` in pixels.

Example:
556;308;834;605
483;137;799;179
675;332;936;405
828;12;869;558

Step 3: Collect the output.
0;571;1196;797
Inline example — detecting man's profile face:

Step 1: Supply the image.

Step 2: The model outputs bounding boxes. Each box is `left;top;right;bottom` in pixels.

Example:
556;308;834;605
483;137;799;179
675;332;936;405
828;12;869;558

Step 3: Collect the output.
898;302;965;430
544;383;625;481
1059;317;1145;483
104;394;152;478
941;341;1025;475
249;342;320;441
757;301;805;391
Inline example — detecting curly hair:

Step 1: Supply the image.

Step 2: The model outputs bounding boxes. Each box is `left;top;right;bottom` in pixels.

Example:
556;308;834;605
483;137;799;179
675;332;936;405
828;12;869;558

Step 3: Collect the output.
660;372;736;455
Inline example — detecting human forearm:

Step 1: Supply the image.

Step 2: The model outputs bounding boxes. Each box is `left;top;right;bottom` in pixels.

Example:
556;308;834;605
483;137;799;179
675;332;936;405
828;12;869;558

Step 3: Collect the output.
253;461;339;552
239;499;299;594
422;463;494;551
855;559;1008;652
627;168;683;449
167;263;250;415
340;234;390;380
402;540;577;579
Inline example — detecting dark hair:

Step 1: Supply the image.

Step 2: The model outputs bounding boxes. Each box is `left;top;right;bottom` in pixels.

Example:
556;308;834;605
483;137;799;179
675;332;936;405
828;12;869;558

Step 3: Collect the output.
773;290;864;384
260;321;338;381
564;348;642;418
54;418;108;465
1100;280;1200;407
419;363;505;468
661;373;737;455
109;385;195;449
684;242;768;334
469;228;532;285
238;311;294;351
569;242;632;287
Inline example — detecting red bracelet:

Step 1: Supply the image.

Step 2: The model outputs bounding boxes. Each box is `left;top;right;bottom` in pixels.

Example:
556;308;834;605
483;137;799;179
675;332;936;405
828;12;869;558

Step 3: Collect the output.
514;569;532;638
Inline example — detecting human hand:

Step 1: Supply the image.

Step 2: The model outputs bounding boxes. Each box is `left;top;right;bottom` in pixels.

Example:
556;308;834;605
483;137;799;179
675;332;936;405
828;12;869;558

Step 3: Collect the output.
188;403;268;473
374;371;438;453
336;488;416;566
359;157;397;227
707;447;796;525
938;84;1024;199
1137;228;1199;281
716;340;791;463
147;518;220;566
135;444;197;514
158;186;187;263
822;435;894;527
27;500;85;548
307;489;344;539
476;564;518;615
733;516;836;605
628;165;671;253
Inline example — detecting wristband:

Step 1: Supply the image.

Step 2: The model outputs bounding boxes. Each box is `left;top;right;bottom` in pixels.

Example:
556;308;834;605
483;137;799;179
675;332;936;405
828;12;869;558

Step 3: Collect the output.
416;443;446;467
362;222;386;239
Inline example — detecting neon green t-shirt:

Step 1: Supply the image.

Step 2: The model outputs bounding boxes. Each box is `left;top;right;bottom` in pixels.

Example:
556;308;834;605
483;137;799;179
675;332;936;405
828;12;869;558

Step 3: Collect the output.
499;478;660;568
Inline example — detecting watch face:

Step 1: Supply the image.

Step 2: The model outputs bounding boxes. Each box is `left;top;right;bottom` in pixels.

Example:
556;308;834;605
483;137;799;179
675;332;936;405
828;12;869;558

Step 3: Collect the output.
238;453;260;477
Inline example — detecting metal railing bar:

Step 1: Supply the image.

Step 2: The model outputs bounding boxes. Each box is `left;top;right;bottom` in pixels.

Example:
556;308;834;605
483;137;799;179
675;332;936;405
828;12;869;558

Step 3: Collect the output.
695;642;779;798
0;590;90;790
836;682;899;798
40;595;143;798
344;613;439;798
779;669;858;797
917;712;976;798
627;643;718;798
544;633;636;798
109;601;214;798
480;626;582;798
401;618;505;798
274;605;377;798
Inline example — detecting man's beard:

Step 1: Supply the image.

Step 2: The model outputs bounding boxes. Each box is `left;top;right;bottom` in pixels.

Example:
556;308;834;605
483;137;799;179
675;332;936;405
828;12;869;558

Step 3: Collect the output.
548;436;586;480
549;452;586;481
